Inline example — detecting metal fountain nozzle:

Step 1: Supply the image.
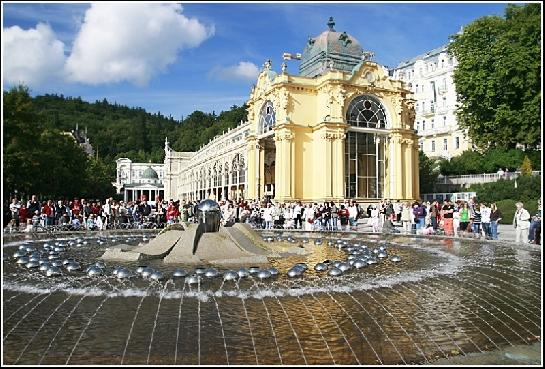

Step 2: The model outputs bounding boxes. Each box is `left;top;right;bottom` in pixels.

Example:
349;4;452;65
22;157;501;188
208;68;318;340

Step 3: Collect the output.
193;199;221;254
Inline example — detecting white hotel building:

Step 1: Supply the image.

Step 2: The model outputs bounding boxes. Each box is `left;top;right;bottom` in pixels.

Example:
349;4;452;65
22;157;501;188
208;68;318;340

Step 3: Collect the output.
392;44;472;159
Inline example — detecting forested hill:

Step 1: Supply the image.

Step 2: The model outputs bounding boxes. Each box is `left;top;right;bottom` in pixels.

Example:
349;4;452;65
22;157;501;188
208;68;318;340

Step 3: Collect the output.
32;93;248;164
3;86;248;200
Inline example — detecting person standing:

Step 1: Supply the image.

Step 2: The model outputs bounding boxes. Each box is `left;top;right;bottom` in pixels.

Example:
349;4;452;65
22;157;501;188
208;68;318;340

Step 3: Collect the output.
9;198;21;230
348;201;358;230
459;202;470;237
528;199;541;244
400;202;412;234
338;204;350;231
294;201;303;229
513;202;531;244
27;195;40;216
441;199;455;236
480;203;492;239
330;201;339;231
413;201;427;233
263;203;273;230
472;205;482;239
453;201;461;238
490;203;502;240
42;200;55;226
303;204;315;231
430;201;439;231
371;205;381;233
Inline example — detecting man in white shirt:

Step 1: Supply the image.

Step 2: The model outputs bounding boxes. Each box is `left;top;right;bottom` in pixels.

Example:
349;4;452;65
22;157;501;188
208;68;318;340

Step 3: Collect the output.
263;203;274;229
293;202;302;229
348;202;358;230
480;203;492;239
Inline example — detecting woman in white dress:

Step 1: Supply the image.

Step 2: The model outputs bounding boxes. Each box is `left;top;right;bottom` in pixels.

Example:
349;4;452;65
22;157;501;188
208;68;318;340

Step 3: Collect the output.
263;203;274;229
371;205;380;233
303;204;315;231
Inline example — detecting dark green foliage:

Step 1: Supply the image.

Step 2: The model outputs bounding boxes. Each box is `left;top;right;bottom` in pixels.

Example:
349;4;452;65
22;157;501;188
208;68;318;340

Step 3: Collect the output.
496;198;539;224
448;3;541;149
468;175;541;204
439;147;541;175
419;150;438;194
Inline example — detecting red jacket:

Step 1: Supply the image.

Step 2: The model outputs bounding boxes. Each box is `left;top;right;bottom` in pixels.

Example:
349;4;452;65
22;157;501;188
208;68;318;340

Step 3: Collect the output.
42;204;54;217
19;207;29;222
166;205;180;220
338;208;349;218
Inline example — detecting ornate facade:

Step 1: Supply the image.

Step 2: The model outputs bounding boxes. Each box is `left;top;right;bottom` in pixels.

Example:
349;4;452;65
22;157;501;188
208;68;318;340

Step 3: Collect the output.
164;18;419;203
114;158;165;204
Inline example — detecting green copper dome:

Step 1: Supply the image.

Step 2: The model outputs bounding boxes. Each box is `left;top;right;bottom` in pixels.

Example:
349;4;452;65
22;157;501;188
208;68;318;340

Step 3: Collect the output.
142;166;159;179
299;17;364;78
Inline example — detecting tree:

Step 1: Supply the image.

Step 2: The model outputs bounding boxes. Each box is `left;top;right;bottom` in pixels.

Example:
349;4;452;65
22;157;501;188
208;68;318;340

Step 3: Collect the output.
419;151;438;194
520;156;533;176
448;4;541;149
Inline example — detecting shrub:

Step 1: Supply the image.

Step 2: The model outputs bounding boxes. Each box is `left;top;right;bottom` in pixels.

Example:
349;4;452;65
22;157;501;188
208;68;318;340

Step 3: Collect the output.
496;198;539;224
468;175;541;203
439;148;541;175
520;156;533;176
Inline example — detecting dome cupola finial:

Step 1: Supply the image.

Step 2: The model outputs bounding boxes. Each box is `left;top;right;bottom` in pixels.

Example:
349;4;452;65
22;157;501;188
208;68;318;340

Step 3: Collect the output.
327;16;335;31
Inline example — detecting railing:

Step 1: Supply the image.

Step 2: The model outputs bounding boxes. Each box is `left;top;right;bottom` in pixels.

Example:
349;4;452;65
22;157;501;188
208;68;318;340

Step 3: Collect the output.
437;171;541;186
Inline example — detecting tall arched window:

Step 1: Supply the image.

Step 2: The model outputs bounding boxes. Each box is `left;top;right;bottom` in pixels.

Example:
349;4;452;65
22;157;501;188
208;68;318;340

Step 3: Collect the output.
231;156;239;184
238;157;245;183
258;100;276;134
346;95;387;129
224;162;230;186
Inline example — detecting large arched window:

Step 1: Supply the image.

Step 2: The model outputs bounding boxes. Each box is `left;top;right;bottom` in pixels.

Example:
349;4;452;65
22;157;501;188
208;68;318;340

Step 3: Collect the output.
258;100;276;134
346;95;387;129
238;157;246;183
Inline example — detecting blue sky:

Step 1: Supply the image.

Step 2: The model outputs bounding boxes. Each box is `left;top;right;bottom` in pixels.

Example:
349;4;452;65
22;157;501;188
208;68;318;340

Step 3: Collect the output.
2;2;510;120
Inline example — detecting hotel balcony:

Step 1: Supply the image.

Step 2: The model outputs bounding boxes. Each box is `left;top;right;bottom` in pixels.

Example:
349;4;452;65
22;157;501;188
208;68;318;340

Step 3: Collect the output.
421;106;436;117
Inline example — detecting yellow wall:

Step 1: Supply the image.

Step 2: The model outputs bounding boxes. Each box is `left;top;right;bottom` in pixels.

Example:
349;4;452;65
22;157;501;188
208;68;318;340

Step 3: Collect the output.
244;61;419;203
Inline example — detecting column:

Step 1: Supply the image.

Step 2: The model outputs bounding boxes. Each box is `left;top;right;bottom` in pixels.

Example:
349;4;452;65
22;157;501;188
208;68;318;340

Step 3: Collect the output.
413;144;420;200
332;133;345;199
274;129;294;201
259;146;265;200
389;137;396;199
404;139;414;200
246;135;257;200
394;135;404;200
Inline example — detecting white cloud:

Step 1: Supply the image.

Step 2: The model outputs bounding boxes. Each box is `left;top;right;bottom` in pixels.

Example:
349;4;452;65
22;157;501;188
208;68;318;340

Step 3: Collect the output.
3;23;66;87
65;3;214;85
210;61;260;82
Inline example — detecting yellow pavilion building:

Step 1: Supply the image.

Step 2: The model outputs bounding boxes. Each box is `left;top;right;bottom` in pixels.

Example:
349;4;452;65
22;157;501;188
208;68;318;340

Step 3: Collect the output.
164;18;419;204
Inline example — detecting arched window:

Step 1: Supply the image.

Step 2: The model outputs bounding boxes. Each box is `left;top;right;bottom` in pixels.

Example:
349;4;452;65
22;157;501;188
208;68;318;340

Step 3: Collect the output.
231;156;239;184
346;95;387;129
238;157;245;183
258;100;276;134
224;162;229;185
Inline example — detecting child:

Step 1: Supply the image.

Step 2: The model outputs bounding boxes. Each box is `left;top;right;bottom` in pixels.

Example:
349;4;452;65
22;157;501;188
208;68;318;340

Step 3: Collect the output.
31;210;41;231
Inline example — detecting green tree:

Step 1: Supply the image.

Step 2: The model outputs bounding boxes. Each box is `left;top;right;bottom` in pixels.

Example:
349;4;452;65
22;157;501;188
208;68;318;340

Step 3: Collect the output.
3;85;44;199
84;158;116;199
520;155;533;176
448;3;541;149
419;151;438;194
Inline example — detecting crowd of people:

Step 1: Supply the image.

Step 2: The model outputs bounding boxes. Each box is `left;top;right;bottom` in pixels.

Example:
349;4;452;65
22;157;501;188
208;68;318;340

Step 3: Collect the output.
4;194;541;245
5;195;176;231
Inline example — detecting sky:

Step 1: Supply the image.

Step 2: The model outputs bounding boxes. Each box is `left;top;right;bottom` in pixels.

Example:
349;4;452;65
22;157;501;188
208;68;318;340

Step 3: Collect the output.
2;1;511;120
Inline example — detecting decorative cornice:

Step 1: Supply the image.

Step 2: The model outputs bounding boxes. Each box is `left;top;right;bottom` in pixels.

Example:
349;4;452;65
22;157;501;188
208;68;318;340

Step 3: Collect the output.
321;131;346;141
274;131;295;141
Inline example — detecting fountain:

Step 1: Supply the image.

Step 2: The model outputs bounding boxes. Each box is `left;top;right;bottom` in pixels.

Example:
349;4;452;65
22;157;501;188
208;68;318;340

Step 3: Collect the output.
2;226;542;365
